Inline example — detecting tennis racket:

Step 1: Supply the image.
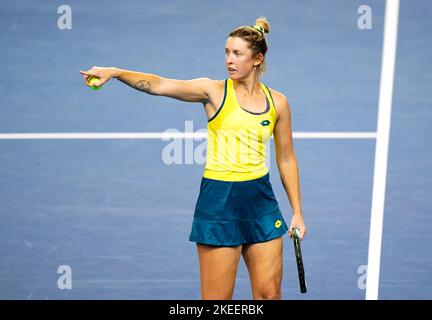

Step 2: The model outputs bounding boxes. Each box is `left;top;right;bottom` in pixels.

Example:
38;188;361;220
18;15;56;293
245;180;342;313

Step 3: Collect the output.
292;227;307;293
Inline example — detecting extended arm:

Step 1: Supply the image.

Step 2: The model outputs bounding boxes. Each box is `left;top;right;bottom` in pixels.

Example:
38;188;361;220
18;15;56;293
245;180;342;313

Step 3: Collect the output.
79;66;212;103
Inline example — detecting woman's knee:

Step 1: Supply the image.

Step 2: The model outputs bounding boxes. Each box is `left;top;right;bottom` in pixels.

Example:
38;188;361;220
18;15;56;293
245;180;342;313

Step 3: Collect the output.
253;287;281;300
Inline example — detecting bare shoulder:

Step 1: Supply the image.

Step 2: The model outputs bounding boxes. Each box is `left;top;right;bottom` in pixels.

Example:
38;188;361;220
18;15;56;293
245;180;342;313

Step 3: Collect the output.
191;77;223;87
191;77;225;97
199;78;228;119
268;88;290;121
205;78;226;93
203;78;227;104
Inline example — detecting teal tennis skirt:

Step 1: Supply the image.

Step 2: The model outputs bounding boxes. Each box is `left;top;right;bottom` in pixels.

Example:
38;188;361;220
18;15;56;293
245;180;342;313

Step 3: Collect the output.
189;173;288;246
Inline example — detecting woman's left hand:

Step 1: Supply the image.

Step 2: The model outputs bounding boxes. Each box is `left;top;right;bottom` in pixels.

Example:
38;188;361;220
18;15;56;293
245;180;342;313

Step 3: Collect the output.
288;213;307;240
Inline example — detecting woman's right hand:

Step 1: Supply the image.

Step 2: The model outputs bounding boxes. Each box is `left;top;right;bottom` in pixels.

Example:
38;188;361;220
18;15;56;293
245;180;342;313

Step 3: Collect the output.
79;66;119;88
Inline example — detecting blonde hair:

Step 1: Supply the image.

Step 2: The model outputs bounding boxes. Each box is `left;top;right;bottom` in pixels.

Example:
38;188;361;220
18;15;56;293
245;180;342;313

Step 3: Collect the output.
229;17;271;75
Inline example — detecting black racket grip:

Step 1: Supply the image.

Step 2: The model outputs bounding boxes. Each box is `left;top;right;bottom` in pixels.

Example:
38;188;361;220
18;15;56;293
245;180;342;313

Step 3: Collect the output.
293;228;307;293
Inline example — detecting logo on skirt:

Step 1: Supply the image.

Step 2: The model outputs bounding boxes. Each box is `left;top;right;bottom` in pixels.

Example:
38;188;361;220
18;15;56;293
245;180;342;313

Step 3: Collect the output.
274;220;282;228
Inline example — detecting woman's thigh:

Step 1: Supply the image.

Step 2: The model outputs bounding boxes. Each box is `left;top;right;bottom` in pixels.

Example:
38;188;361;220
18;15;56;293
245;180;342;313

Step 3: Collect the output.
196;244;243;300
241;236;284;299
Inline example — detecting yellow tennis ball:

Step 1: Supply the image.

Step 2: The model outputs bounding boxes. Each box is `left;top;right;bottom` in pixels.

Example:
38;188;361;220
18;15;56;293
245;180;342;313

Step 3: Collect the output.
88;76;103;90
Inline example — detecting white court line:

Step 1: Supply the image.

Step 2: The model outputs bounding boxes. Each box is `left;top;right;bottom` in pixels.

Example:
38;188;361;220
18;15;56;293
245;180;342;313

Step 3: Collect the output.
366;0;399;300
0;132;377;140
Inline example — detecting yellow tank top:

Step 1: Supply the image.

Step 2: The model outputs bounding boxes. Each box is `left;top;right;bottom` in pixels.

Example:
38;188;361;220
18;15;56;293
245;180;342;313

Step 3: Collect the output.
204;78;278;182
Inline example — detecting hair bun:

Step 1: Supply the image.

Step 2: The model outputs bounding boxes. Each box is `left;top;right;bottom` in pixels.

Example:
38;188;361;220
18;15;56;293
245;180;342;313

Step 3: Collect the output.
255;17;270;34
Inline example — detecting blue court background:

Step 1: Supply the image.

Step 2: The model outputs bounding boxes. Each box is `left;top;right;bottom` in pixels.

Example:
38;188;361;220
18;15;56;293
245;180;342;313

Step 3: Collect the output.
0;0;431;299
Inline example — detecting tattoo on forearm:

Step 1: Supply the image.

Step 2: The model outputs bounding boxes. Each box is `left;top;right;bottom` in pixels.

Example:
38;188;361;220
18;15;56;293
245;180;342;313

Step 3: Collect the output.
280;174;288;190
135;80;152;93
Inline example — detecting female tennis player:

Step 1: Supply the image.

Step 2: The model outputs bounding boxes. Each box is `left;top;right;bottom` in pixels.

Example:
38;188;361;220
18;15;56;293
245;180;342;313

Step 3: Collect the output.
80;17;306;300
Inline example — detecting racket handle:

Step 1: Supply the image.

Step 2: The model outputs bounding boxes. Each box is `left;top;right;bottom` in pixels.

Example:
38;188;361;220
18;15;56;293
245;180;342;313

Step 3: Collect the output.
292;227;307;293
293;227;301;238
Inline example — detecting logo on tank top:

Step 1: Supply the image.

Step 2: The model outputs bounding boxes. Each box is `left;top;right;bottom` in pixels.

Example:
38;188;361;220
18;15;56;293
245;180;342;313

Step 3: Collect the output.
260;120;271;126
274;220;282;228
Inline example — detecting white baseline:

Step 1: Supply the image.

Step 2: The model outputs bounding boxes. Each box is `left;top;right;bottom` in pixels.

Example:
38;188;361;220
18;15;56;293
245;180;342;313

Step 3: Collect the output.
0;132;377;140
